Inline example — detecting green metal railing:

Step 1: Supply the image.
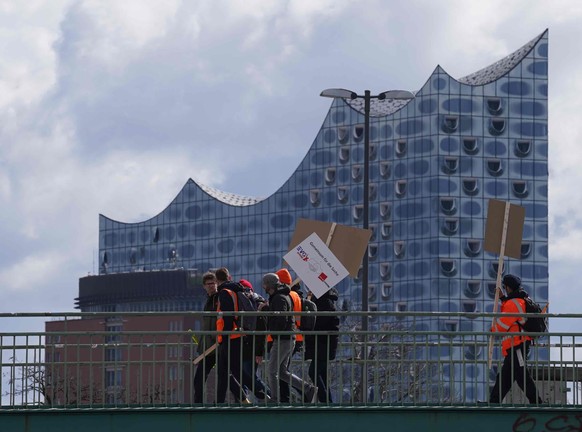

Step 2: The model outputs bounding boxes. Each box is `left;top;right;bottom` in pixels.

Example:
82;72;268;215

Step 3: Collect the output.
1;311;580;410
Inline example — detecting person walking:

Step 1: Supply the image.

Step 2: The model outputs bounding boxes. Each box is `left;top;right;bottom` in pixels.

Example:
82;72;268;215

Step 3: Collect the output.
305;287;340;403
489;274;543;404
193;271;245;404
192;271;219;403
238;279;270;401
215;267;249;404
262;273;317;404
274;268;303;403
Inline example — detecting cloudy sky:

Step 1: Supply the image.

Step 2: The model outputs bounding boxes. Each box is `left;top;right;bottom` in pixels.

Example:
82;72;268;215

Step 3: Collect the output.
0;0;581;332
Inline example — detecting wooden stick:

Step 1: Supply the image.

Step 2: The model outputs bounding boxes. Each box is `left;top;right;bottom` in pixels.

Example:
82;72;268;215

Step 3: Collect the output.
192;342;217;365
325;222;337;246
488;201;511;369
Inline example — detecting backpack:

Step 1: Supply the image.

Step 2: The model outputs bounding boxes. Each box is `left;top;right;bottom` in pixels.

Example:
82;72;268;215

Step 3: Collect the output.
520;296;548;336
233;286;258;331
300;297;317;331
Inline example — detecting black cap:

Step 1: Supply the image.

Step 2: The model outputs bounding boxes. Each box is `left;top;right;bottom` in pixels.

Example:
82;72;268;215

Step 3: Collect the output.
502;274;521;291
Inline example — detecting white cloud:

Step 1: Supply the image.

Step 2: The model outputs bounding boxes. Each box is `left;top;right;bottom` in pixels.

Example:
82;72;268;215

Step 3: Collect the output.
0;176;10;201
0;1;67;109
0;251;66;293
57;0;180;71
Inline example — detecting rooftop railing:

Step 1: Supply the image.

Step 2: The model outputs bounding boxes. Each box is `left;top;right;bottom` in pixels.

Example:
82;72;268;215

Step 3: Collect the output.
1;311;580;410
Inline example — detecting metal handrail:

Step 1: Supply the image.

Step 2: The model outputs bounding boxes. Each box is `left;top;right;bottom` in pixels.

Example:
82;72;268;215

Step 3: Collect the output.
1;311;580;410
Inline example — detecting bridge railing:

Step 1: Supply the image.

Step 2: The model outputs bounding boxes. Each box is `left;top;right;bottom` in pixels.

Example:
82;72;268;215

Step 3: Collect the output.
1;311;580;409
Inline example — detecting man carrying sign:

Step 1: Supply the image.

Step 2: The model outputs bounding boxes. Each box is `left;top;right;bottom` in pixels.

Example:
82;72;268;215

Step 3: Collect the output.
489;274;543;404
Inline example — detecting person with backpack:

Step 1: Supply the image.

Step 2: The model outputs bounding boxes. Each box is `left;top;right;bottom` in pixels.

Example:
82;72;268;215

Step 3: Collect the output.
262;272;318;404
276;269;304;353
215;267;250;404
238;278;270;401
193;271;245;404
489;274;543;404
305;287;340;403
273;268;317;402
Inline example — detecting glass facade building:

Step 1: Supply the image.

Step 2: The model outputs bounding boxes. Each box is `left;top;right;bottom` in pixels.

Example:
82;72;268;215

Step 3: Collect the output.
97;32;549;400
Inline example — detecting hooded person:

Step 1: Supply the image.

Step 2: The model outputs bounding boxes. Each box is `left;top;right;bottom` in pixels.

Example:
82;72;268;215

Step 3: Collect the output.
263;273;318;404
489;274;542;404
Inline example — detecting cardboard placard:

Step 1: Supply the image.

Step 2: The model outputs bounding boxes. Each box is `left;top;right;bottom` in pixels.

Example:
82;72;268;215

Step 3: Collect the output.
283;232;350;298
484;199;525;260
287;218;372;277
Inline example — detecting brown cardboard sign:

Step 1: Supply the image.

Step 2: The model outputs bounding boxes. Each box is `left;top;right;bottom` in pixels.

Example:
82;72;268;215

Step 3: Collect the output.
287;218;372;277
484;199;525;259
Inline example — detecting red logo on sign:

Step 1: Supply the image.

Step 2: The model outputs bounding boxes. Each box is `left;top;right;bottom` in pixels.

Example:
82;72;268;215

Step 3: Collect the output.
318;273;328;281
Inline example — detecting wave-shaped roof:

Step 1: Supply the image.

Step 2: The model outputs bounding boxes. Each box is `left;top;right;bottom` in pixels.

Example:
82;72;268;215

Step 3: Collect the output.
198;181;265;206
346;98;413;118
458;32;543;85
346;31;545;117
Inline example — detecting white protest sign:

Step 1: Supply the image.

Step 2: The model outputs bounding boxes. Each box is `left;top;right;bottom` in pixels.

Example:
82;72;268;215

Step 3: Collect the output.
283;232;349;298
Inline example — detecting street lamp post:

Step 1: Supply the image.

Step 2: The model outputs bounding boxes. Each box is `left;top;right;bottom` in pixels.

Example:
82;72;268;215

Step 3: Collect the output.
320;88;414;401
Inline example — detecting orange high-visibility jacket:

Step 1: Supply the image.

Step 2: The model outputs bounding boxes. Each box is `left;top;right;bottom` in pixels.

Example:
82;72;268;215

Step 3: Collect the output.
491;296;531;357
289;290;303;343
216;289;242;344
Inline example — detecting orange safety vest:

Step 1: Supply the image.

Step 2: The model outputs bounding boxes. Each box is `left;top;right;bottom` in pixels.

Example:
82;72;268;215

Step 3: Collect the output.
289;290;303;343
491;297;531;357
267;291;302;343
216;289;242;344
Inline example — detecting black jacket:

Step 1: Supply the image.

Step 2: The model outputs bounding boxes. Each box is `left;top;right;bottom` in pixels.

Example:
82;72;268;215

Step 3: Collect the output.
196;292;219;354
242;289;267;358
267;284;295;338
305;288;340;360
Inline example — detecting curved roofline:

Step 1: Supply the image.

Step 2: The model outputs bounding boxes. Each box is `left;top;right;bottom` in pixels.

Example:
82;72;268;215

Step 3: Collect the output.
99;181;192;225
345;95;415;118
100;178;266;225
458;30;547;86
197;180;265;206
343;30;547;117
